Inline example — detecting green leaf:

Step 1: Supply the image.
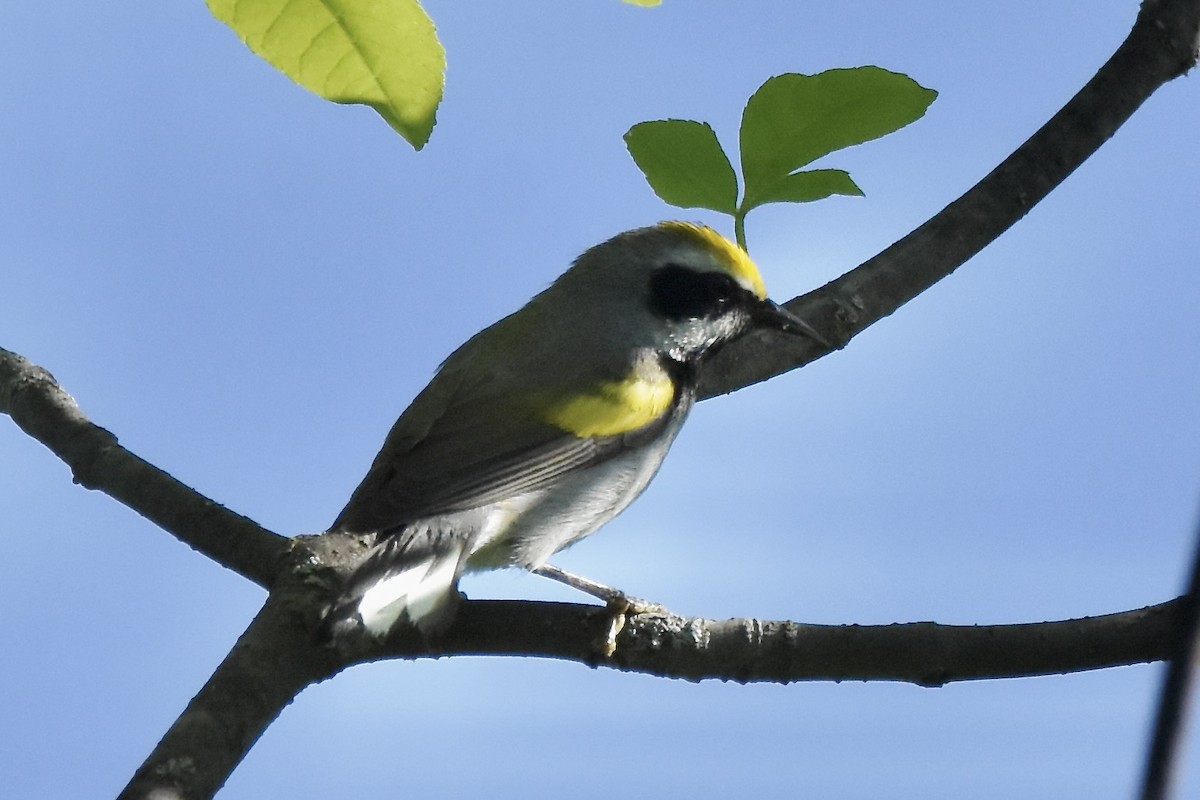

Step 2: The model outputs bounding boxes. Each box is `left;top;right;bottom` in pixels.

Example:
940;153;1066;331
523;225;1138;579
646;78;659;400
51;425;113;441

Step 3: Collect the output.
206;0;445;150
750;169;863;206
624;120;738;214
740;67;936;211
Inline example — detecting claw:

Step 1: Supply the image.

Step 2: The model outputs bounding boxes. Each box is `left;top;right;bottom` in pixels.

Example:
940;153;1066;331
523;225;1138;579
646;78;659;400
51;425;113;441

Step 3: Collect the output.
533;563;667;656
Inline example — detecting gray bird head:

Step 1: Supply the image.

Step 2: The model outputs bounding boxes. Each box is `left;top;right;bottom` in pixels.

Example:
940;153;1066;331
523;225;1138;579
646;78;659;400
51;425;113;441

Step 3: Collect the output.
545;221;828;366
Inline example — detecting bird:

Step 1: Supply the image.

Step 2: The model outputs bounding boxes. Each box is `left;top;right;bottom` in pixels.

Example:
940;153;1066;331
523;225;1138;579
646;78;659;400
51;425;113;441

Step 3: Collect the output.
319;221;827;641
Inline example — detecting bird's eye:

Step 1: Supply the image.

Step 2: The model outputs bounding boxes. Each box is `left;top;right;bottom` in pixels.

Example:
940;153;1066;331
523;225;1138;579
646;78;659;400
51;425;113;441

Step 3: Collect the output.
649;264;743;321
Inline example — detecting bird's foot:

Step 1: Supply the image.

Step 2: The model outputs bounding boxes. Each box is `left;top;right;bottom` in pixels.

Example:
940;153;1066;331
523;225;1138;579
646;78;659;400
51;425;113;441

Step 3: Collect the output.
533;563;666;656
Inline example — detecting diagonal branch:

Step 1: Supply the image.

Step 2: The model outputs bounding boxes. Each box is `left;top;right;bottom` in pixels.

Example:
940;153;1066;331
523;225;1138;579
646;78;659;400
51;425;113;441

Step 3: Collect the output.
699;0;1200;399
0;346;289;588
118;583;338;800
1138;507;1200;800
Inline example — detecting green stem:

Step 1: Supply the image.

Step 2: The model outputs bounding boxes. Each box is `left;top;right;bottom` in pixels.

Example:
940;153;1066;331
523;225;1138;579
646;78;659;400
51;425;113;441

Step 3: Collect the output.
733;209;747;252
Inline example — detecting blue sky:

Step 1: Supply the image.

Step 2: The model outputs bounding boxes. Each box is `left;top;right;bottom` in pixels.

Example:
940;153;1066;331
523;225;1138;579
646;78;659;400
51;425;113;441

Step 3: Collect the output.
3;1;1199;798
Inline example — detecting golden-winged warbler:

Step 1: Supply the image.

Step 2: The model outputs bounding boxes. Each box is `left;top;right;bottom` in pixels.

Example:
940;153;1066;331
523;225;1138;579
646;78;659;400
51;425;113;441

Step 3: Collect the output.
320;221;827;640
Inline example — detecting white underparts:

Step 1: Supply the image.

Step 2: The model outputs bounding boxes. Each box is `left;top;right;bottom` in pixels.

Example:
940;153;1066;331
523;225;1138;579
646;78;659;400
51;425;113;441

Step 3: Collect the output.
357;546;463;636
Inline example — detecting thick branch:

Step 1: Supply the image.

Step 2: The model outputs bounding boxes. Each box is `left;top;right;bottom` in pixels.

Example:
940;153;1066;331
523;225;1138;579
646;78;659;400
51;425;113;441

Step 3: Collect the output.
0;347;288;588
699;0;1200;399
119;583;340;800
122;591;1184;798
401;598;1185;686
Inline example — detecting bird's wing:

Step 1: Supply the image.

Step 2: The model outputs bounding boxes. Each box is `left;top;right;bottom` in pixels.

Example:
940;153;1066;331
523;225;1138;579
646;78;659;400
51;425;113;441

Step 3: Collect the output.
330;339;690;535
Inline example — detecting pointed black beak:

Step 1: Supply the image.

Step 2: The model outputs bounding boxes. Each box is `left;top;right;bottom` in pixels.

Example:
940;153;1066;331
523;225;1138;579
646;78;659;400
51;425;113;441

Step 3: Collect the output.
751;298;831;349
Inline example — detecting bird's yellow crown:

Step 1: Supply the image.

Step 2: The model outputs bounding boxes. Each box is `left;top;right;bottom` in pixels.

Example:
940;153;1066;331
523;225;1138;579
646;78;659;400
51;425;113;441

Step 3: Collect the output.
659;221;768;300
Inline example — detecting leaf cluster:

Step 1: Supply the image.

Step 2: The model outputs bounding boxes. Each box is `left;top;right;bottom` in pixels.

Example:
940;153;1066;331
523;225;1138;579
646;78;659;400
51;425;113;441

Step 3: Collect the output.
625;68;936;248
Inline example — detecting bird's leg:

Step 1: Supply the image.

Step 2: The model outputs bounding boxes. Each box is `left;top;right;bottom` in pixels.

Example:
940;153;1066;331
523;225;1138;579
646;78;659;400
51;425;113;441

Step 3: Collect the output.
533;564;666;657
532;564;666;615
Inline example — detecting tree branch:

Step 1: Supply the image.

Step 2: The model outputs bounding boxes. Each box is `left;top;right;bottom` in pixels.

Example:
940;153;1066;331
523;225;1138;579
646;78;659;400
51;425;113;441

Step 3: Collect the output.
118;577;340;800
1138;508;1200;800
120;589;1183;798
0;346;289;588
699;0;1200;399
406;598;1185;686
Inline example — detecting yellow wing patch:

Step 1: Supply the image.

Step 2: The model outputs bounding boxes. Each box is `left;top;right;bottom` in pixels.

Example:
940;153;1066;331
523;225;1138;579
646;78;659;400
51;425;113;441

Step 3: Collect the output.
540;362;676;438
659;221;768;299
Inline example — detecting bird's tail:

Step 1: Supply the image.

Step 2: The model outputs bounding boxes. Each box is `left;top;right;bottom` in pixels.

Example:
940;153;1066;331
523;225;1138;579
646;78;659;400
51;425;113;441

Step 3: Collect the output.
318;529;467;642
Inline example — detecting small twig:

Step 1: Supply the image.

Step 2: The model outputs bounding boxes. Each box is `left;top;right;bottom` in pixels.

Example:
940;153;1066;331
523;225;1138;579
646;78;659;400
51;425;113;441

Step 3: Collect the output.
1138;504;1200;800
